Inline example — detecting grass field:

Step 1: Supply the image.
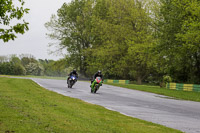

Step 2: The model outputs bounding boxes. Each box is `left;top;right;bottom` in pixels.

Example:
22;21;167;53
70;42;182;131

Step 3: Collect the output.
105;83;200;102
0;77;182;133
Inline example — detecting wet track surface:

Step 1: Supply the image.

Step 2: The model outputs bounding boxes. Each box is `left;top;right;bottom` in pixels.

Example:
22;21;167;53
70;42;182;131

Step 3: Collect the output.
32;78;200;133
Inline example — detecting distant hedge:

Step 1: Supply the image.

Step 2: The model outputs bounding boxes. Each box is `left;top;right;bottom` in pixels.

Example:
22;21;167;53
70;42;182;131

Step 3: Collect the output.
0;62;26;75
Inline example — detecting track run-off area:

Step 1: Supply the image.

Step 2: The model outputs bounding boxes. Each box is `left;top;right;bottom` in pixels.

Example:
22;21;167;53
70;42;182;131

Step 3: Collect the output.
31;78;200;133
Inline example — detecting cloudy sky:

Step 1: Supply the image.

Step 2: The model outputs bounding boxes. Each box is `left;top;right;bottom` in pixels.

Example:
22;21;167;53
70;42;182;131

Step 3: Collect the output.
0;0;72;60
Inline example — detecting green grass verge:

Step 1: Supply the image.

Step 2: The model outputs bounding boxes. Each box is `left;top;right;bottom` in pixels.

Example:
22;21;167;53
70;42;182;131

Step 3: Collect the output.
0;77;182;133
105;83;200;102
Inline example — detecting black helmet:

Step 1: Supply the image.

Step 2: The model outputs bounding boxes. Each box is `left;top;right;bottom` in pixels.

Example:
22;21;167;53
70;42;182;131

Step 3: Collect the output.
73;69;76;73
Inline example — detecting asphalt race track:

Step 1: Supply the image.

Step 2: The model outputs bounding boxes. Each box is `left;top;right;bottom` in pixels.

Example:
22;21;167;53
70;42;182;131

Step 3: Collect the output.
32;78;200;133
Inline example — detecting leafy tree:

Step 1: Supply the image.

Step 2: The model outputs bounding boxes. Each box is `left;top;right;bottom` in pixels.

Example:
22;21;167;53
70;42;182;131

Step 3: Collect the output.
21;56;37;67
38;59;68;77
84;0;155;84
0;0;29;42
0;62;13;74
156;0;200;83
0;62;25;75
25;63;44;76
48;58;68;77
0;56;8;62
10;55;21;65
45;0;95;75
175;0;200;83
45;0;157;83
13;64;26;75
10;55;26;75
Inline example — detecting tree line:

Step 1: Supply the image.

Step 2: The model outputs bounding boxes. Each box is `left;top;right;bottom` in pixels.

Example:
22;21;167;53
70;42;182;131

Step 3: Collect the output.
45;0;200;84
0;55;68;77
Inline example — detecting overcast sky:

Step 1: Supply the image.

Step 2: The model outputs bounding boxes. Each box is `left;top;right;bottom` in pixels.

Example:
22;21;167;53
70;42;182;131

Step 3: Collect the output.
0;0;72;60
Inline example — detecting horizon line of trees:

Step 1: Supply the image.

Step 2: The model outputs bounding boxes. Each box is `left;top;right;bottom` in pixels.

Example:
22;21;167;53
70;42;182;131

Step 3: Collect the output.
45;0;200;84
0;54;68;77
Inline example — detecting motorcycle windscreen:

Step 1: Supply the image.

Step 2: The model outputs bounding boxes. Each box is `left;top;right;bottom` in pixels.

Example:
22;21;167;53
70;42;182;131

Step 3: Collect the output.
70;75;76;80
96;77;102;83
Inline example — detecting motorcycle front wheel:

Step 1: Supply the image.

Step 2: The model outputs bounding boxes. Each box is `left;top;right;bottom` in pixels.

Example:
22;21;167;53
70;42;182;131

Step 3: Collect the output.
94;85;99;93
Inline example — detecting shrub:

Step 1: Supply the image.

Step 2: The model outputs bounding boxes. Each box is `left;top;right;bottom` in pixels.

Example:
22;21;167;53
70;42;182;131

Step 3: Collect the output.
163;75;172;83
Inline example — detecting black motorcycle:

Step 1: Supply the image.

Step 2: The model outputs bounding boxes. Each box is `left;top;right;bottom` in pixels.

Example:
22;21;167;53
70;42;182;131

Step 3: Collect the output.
67;75;77;88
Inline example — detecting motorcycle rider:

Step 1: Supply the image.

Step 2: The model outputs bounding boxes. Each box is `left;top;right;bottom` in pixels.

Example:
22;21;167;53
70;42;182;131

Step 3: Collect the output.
67;69;78;83
90;70;103;87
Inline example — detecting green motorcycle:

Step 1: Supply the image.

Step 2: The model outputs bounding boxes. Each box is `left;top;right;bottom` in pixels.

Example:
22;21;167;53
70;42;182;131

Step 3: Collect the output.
91;77;103;93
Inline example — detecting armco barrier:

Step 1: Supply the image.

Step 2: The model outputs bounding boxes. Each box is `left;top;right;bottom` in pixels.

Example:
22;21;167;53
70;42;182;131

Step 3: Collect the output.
104;79;129;84
166;83;200;92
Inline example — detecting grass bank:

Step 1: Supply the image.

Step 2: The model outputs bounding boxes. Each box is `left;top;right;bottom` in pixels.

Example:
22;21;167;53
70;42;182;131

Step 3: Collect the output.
105;83;200;102
0;77;181;133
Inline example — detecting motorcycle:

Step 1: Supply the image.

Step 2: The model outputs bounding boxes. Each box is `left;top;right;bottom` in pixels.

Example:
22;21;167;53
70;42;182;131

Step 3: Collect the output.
91;77;103;93
67;75;77;88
